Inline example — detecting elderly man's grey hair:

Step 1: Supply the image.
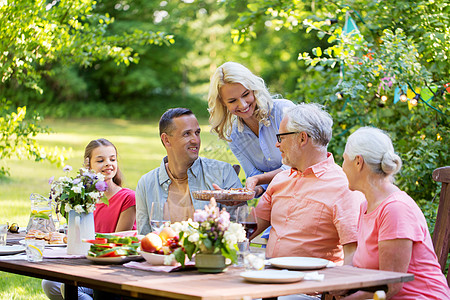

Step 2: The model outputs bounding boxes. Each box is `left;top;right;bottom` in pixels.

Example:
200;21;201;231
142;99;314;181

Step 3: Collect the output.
284;103;333;147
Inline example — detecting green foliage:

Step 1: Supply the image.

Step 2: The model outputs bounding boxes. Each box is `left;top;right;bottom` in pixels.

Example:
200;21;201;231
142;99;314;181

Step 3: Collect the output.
229;0;449;238
0;0;173;175
0;100;68;177
0;0;173;93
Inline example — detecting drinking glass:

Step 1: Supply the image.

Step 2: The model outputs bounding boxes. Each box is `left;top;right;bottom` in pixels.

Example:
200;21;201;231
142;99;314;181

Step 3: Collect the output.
236;239;249;266
243;248;265;271
25;239;45;262
150;202;170;231
236;206;257;239
0;224;7;246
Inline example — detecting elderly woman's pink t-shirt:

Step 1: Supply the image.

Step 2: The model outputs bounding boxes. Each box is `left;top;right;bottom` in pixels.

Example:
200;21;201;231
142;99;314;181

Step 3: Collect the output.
353;191;449;299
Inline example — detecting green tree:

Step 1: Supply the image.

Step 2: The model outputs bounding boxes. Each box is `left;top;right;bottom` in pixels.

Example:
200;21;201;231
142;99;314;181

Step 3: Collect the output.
230;0;449;229
0;0;172;176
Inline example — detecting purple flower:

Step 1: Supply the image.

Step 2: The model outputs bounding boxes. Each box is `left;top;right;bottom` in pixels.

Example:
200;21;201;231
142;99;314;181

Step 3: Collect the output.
95;181;108;192
63;165;72;172
72;178;81;185
48;176;54;185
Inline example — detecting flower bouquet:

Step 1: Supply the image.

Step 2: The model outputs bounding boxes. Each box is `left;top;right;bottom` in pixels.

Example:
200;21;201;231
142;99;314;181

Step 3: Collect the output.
165;198;246;268
49;165;108;219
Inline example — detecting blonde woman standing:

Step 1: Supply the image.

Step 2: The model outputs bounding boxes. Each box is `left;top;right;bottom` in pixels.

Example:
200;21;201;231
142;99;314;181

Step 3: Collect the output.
208;62;295;196
341;127;449;299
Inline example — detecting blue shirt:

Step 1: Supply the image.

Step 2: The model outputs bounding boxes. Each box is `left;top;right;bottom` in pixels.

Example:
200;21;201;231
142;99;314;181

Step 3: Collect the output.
136;156;243;235
229;99;295;179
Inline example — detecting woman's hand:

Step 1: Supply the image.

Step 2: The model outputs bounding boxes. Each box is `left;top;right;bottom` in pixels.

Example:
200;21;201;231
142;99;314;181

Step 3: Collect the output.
245;176;259;191
211;183;242;206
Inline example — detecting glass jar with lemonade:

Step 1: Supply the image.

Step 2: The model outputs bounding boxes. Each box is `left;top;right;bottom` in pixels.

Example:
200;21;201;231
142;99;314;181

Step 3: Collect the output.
26;193;56;233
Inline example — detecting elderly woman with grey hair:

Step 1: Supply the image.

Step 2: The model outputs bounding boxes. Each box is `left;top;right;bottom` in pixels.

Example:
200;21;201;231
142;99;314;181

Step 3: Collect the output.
341;127;449;299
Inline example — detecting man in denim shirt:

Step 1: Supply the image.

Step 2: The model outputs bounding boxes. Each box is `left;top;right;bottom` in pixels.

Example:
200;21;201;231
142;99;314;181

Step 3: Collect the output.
136;108;243;235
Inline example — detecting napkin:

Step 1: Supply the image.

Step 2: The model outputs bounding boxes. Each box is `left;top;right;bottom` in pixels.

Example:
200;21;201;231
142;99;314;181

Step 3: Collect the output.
0;253;27;261
43;247;85;259
303;271;325;281
123;261;196;273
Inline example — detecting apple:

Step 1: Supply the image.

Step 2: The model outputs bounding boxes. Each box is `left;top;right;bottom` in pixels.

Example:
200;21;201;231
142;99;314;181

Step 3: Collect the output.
159;227;177;245
141;232;163;253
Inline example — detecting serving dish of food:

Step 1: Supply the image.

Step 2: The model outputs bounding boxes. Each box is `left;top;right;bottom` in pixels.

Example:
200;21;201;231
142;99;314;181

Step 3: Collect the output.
22;229;67;246
85;233;141;264
192;188;255;201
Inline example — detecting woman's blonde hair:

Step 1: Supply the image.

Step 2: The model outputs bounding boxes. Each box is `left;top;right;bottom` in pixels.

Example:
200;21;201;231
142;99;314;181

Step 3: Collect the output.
207;62;274;141
345;127;402;181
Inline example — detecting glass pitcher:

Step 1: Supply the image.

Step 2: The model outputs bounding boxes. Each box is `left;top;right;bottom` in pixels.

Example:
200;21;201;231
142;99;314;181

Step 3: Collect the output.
26;193;56;233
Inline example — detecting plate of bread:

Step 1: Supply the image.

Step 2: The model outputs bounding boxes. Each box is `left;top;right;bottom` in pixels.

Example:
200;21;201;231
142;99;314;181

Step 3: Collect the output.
21;229;67;246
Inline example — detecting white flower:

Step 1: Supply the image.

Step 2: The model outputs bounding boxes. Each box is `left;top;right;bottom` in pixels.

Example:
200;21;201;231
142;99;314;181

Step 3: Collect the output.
187;232;200;243
88;192;101;201
59;176;71;183
64;204;72;212
74;205;84;214
164;253;176;265
86;203;96;213
96;172;105;181
71;185;82;194
223;223;246;246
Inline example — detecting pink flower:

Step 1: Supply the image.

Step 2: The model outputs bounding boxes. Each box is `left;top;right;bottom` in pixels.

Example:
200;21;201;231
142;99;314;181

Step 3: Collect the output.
194;210;208;223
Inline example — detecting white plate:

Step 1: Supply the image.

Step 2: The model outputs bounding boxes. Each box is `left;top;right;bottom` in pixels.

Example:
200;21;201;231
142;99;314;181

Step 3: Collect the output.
0;245;26;255
269;257;329;270
240;270;305;283
86;255;142;264
19;240;67;247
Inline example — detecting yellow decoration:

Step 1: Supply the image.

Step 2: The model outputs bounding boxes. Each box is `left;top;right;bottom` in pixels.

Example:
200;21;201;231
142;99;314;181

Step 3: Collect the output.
406;89;415;99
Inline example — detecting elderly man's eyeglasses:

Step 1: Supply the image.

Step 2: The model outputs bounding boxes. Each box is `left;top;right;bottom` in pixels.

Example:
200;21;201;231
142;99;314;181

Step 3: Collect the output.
276;132;299;143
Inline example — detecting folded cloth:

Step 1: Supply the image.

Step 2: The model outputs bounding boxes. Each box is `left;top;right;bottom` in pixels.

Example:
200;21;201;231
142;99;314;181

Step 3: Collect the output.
261;226;271;239
0;253;27;261
303;271;325;281
43;247;85;259
123;261;196;273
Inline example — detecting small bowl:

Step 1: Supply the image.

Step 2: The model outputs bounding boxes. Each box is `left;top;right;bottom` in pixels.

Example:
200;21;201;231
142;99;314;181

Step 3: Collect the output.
139;250;166;265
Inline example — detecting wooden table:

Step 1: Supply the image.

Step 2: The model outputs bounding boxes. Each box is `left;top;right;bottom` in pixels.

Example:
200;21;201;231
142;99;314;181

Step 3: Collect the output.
0;256;414;300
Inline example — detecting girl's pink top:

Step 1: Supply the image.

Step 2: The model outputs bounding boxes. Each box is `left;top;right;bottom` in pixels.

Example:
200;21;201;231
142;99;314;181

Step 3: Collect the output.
353;191;450;299
94;188;136;233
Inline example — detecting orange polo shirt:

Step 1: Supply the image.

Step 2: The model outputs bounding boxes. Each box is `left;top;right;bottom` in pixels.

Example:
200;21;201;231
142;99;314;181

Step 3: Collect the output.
255;153;365;264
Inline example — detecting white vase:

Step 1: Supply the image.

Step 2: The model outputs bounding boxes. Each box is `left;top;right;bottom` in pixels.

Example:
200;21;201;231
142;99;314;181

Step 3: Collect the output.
67;210;95;255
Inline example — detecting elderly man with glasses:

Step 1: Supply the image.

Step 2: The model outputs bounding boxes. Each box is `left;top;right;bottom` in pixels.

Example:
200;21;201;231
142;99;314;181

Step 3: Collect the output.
250;103;364;265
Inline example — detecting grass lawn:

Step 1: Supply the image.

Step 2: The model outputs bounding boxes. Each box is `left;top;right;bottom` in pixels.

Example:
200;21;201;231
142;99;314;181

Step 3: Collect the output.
0;117;239;300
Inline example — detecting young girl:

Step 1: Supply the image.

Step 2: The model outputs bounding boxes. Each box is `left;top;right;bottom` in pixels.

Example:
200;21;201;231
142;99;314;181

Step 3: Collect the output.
85;138;136;233
42;138;136;300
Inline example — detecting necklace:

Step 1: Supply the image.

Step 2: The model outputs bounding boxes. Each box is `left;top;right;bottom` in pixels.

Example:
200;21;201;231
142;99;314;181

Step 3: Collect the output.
166;164;188;181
